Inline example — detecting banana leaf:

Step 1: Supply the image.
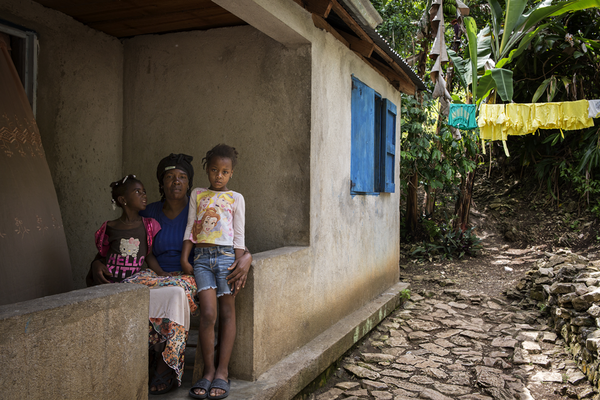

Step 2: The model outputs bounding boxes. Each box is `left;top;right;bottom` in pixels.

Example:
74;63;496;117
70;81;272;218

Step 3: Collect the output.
465;17;478;100
532;78;551;103
496;23;549;68
498;0;527;55
476;26;493;71
476;71;495;102
526;0;600;31
490;68;513;102
448;48;470;91
501;0;553;59
486;0;503;56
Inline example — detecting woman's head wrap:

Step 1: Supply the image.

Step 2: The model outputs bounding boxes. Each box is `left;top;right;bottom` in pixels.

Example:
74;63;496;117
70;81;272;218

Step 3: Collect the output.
156;153;194;200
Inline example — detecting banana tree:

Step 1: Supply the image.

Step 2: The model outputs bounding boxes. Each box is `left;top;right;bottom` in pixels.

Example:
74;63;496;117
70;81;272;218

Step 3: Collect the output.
452;0;600;104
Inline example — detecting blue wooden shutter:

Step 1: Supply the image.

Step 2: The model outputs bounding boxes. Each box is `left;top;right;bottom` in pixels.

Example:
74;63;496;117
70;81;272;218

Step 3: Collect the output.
351;76;375;194
380;99;397;193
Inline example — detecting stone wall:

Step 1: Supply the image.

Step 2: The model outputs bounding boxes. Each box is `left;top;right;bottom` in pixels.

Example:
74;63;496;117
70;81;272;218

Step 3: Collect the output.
507;250;600;394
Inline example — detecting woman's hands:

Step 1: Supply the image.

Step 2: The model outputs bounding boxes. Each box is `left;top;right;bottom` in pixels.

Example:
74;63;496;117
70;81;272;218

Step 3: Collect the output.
227;249;252;296
181;260;194;275
181;240;195;275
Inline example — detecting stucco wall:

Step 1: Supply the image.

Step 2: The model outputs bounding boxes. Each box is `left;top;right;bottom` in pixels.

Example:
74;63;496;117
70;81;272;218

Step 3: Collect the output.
0;0;123;289
122;26;311;254
307;16;402;321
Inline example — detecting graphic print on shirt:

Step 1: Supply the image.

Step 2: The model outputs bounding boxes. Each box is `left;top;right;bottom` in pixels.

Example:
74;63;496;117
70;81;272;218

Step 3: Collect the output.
214;192;234;213
107;236;145;281
198;191;213;211
192;207;223;242
191;191;236;244
120;237;140;257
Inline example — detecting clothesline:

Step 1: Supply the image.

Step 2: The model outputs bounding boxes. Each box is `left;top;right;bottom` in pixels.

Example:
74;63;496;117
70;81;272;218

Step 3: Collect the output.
447;99;600;157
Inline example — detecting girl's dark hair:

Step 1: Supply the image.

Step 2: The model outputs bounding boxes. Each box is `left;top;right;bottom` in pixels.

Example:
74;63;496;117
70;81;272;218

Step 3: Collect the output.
202;144;239;169
110;174;141;208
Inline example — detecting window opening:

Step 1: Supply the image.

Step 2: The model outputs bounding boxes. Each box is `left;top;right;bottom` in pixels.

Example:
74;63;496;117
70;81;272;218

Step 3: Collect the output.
0;20;38;115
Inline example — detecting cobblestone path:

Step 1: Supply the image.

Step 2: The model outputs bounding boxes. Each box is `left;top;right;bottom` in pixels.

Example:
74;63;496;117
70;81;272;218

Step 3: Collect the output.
311;289;596;400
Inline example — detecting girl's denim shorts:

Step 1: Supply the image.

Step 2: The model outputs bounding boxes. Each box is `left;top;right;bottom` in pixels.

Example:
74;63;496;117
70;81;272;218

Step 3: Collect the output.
193;246;235;297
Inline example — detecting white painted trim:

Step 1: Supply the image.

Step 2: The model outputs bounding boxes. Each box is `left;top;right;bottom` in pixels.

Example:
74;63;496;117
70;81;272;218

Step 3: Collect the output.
0;23;27;38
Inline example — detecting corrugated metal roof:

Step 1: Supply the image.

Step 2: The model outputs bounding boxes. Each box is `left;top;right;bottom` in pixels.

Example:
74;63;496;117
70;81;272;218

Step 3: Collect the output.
339;0;427;92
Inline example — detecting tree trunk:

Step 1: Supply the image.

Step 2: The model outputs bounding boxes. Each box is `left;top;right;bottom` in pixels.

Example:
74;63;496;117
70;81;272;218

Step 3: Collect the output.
405;172;419;234
423;189;436;217
454;169;476;232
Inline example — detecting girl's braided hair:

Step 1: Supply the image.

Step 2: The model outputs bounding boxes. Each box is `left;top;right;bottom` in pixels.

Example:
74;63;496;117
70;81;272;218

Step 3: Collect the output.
202;144;239;169
110;174;141;208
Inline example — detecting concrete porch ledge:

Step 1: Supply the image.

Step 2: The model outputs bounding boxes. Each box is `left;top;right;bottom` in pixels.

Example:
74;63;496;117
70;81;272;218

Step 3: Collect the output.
0;284;149;400
171;280;409;400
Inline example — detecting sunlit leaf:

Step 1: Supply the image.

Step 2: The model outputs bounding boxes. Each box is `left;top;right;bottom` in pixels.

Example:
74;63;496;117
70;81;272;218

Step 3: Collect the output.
491;68;514;102
476;70;495;100
465;17;479;100
499;0;528;55
532;78;551;103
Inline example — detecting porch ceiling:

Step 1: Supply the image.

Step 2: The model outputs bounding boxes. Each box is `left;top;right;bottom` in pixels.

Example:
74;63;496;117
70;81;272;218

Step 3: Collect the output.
32;0;425;94
33;0;247;38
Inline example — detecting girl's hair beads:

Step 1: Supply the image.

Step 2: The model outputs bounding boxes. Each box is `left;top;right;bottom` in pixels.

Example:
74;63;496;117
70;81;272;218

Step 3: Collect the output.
110;174;141;210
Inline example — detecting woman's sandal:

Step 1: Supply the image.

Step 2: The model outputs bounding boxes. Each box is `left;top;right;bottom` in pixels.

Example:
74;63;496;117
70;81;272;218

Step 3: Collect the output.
208;378;230;400
149;368;176;395
189;378;211;399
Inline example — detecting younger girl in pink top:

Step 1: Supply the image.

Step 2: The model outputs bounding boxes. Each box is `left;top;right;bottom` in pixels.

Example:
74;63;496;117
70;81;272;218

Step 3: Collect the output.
91;175;164;283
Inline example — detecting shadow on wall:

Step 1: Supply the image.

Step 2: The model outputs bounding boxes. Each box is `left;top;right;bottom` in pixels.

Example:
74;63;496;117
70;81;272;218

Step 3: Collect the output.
122;26;312;254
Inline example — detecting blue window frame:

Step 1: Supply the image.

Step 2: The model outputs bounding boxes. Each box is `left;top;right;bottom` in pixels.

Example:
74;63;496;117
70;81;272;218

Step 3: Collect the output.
350;76;397;195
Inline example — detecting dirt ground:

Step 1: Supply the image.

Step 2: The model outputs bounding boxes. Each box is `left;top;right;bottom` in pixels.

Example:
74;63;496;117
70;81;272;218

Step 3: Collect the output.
401;169;600;297
301;169;600;399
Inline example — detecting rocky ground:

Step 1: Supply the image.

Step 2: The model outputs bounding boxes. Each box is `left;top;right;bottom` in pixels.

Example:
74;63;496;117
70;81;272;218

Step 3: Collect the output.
301;172;600;400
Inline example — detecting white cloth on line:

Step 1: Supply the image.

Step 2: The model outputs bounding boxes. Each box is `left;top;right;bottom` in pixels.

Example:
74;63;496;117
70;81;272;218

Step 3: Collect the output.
149;286;190;331
588;99;600;118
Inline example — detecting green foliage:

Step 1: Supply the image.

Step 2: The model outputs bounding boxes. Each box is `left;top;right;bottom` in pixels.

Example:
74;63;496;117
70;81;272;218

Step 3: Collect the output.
557;128;600;218
410;218;483;260
400;93;478;207
382;0;600;261
464;16;479;99
461;0;600;103
507;124;600;214
399;288;411;301
510;9;600;103
371;0;428;59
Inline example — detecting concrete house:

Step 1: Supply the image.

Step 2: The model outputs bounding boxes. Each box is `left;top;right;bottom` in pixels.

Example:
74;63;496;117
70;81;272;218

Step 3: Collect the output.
0;0;425;398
